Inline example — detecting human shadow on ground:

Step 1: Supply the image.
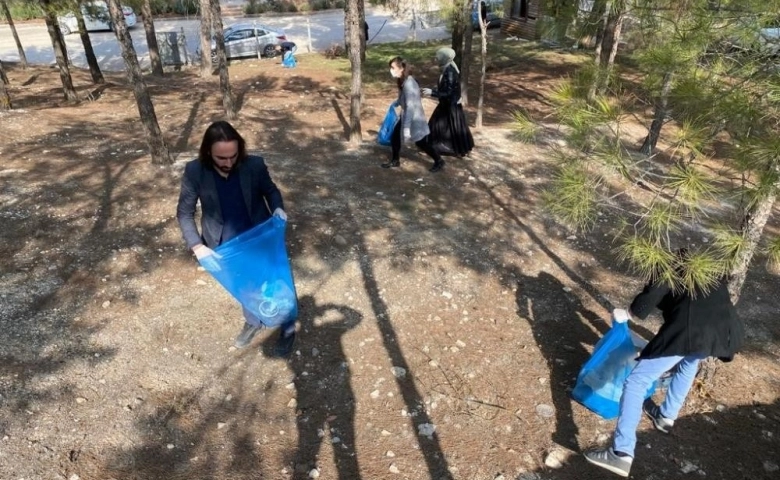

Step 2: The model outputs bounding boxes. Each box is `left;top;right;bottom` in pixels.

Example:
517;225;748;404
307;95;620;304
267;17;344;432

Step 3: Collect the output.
264;295;363;479
515;269;608;451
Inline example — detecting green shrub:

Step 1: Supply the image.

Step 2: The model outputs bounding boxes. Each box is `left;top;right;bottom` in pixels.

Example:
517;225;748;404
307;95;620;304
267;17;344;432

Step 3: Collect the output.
7;0;43;21
173;0;200;15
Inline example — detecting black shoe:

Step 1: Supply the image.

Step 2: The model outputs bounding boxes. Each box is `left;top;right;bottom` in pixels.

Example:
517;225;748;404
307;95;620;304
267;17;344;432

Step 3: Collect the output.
234;322;263;349
429;160;445;172
381;160;400;168
643;399;674;433
273;331;296;357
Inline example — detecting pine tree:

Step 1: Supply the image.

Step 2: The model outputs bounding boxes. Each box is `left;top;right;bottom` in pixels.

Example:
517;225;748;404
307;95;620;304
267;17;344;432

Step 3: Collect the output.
535;0;780;300
106;0;172;164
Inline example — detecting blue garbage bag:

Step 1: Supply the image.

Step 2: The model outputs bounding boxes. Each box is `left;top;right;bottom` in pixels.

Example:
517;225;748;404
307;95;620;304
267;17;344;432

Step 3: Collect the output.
571;320;656;419
282;51;297;68
201;216;298;328
377;103;398;146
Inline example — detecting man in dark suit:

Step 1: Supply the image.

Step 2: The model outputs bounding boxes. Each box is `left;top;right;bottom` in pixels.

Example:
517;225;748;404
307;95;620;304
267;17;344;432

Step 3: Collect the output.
176;121;296;356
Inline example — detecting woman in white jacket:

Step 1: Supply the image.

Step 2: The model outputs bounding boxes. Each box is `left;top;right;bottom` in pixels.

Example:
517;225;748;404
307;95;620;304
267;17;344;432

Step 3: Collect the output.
382;56;445;172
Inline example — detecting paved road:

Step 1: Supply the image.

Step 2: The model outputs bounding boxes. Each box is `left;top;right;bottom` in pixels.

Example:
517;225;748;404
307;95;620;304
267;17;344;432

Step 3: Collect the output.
0;8;448;71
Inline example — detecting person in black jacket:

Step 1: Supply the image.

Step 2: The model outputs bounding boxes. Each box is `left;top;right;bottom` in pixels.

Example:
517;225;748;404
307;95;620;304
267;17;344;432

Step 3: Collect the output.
585;254;744;477
176;121;297;357
421;47;474;157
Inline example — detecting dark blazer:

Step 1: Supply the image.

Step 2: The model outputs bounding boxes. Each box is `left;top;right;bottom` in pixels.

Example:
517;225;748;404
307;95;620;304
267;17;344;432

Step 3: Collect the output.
176;155;284;250
630;277;744;361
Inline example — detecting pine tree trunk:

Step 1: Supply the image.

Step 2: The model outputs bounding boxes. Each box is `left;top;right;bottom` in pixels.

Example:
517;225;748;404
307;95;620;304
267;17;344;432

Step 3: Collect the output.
451;2;466;69
1;0;27;68
199;0;212;76
41;2;78;102
640;70;674;155
460;0;473;107
728;189;778;303
587;0;611;102
141;0;164;76
209;0;236;119
0;60;11;109
76;6;104;84
475;11;487;129
579;0;607;49
106;0;172;165
345;0;364;144
596;5;624;96
0;58;8;85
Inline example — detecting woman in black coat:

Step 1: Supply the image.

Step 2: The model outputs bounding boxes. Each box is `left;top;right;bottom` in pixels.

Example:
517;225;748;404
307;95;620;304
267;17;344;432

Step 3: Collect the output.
584;253;744;477
421;47;474;157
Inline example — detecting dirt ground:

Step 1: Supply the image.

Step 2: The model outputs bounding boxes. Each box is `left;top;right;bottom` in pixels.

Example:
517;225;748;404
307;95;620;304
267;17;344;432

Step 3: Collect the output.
1;41;779;480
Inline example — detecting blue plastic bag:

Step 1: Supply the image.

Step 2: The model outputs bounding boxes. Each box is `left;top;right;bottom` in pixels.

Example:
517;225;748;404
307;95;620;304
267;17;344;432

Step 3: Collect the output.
571;319;656;419
201;216;298;327
377;103;398;146
282;51;297;68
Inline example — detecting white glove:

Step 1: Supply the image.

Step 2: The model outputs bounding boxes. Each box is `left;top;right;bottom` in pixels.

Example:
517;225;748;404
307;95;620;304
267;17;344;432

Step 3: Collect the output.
273;208;288;221
421;88;432;97
193;245;222;271
403;128;412;143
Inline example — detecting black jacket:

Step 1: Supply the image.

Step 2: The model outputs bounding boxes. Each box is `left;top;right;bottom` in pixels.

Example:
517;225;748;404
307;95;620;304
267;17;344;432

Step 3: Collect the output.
431;65;461;105
176;155;284;249
630;277;744;361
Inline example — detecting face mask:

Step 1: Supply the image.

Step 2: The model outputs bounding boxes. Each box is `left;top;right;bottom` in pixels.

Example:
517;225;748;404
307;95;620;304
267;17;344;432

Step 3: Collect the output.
390;68;401;78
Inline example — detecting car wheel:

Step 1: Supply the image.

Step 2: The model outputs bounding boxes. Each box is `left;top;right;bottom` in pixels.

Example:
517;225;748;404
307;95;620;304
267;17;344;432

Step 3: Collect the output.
263;44;277;58
108;22;114;32
60;24;71;36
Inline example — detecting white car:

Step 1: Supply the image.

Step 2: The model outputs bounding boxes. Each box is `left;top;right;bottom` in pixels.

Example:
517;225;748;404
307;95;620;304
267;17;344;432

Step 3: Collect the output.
211;23;288;61
58;1;137;35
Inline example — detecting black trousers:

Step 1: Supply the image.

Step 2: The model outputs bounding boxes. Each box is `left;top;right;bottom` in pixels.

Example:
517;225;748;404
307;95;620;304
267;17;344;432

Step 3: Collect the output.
391;121;443;165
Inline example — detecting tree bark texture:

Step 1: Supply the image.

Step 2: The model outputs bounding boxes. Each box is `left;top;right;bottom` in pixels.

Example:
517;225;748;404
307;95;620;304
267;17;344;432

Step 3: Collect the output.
106;0;172;165
0;60;11;109
0;58;8;85
41;1;77;102
199;0;212;76
460;0;473;107
475;10;487;129
595;2;625;96
76;4;104;84
451;2;466;70
141;0;164;76
640;70;674;155
209;0;236;119
345;0;364;144
728;189;778;303
587;0;612;102
1;0;28;68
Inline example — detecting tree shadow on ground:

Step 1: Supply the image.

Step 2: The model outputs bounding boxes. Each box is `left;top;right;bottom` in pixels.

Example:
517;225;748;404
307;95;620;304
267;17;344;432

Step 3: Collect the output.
510;398;780;479
514;269;608;451
266;295;363;479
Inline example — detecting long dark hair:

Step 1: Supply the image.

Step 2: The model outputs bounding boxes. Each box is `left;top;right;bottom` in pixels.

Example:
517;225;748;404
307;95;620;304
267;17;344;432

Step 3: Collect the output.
198;121;248;168
389;56;411;89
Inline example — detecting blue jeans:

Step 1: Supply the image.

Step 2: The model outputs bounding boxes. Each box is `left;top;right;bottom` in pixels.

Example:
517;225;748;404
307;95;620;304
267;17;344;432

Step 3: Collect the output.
243;306;296;336
613;354;705;457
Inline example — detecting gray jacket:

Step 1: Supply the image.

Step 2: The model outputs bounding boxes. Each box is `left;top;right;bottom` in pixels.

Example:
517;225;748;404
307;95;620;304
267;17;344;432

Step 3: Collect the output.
397;76;430;142
176;155;284;249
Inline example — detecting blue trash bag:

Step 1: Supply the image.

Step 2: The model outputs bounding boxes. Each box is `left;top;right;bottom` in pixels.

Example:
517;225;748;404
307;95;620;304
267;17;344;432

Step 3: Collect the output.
282;51;297;68
571;319;656;419
200;216;298;328
377;103;399;146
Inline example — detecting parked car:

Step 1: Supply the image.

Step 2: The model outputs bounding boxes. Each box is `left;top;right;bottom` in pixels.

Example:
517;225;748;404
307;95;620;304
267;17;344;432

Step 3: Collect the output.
472;0;503;30
211;23;288;62
58;1;137;35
